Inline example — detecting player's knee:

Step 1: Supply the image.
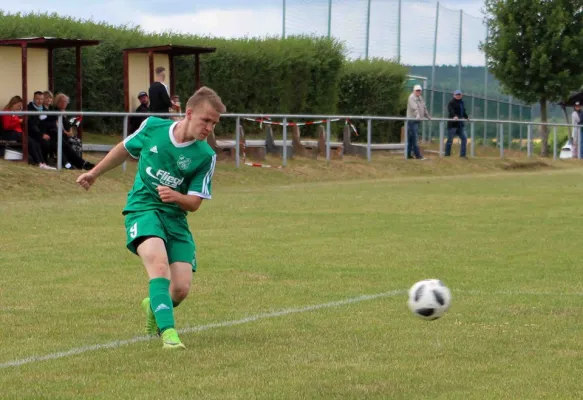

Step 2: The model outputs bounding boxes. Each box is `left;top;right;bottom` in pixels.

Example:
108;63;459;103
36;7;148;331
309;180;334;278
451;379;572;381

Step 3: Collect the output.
171;283;190;302
146;260;170;278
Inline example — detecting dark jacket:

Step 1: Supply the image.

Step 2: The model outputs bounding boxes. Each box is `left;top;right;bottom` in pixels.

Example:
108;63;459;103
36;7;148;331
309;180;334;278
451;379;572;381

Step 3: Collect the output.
129;104;150;133
43;105;59;139
447;98;469;129
27;102;45;141
148;82;172;114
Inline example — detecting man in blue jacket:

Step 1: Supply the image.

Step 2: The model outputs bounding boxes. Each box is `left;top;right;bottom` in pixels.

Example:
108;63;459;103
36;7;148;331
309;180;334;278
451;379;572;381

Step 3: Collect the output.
446;90;470;157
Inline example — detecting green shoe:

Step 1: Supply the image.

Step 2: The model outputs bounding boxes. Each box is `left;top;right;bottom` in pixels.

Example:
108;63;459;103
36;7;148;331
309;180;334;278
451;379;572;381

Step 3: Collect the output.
140;298;160;336
162;328;186;350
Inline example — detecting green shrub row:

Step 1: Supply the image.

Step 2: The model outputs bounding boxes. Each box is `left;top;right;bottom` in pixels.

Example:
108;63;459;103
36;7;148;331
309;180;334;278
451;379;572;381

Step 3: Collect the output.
0;11;408;139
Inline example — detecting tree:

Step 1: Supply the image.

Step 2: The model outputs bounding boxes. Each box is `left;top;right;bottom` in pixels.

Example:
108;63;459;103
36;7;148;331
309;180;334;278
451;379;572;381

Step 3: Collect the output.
480;0;583;156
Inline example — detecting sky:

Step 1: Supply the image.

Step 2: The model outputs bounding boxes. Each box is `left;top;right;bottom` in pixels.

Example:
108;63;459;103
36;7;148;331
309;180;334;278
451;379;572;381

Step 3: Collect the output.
0;0;487;66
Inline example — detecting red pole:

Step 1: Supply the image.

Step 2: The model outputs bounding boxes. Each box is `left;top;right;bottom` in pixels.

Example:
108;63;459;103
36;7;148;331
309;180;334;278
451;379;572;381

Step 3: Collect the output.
148;51;154;85
76;46;83;139
21;42;29;164
169;55;176;96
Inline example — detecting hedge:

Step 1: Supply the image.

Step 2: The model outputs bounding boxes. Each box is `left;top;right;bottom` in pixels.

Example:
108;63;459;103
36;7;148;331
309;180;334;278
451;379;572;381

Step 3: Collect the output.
338;58;409;143
0;11;408;140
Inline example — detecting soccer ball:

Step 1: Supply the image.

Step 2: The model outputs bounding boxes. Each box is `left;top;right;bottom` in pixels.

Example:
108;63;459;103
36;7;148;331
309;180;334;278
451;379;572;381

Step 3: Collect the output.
407;279;452;320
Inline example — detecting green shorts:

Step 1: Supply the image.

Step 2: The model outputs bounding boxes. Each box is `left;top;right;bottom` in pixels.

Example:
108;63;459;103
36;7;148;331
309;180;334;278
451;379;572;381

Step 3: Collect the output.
124;210;197;271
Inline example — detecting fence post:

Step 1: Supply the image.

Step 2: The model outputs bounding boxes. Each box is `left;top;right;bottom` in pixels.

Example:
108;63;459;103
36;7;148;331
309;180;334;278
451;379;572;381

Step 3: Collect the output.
404;119;408;159
470;121;475;158
439;121;445;157
527;124;532;158
282;117;288;167
553;126;557;160
365;0;372;59
519;106;523;150
367;119;372;162
122;115;128;172
235;116;240;168
282;0;286;39
499;123;504;158
57;114;63;170
326;118;331;162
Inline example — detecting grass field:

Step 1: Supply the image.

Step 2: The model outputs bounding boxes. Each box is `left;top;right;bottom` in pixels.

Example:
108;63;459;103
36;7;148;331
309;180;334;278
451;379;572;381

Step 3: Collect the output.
1;154;583;399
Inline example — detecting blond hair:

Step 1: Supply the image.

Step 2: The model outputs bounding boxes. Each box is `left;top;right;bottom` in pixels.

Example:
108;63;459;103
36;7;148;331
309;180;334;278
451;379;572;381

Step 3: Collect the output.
186;86;226;113
53;93;70;108
4;95;23;110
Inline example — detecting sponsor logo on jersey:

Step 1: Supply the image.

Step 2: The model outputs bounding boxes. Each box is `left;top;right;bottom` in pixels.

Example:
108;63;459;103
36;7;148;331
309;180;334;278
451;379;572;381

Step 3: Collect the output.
146;166;184;188
177;155;191;170
150;146;158;153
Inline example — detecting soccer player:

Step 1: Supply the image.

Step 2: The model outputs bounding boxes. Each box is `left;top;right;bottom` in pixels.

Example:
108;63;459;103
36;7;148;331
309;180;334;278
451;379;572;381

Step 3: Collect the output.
76;87;225;349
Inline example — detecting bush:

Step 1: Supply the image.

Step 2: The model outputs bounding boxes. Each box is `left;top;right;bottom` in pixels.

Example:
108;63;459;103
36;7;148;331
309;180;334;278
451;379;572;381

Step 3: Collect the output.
337;58;408;143
0;12;346;134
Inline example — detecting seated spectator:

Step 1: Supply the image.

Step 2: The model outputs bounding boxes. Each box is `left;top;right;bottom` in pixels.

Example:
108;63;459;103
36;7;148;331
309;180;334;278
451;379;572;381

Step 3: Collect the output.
27;91;54;162
129;91;150;133
42;92;94;170
2;95;55;170
54;93;83;157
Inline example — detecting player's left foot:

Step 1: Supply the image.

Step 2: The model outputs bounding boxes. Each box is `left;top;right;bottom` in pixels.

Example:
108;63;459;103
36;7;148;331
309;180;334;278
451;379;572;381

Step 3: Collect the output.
161;328;186;350
141;298;160;336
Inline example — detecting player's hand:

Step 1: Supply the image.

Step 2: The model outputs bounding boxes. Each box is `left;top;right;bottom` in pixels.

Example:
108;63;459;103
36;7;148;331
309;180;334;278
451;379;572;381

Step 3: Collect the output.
157;185;180;203
76;172;97;190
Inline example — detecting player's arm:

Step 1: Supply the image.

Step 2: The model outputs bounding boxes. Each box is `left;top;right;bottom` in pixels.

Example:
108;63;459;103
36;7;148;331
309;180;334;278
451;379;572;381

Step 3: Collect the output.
77;118;148;190
76;142;132;190
158;153;217;212
157;187;203;212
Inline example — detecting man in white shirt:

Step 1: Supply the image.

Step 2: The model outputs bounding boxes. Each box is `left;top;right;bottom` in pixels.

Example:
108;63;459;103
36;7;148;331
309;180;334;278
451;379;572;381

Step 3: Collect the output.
572;101;582;158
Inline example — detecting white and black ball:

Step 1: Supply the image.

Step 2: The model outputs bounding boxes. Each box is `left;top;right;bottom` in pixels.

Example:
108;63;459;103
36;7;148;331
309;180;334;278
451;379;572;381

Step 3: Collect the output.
407;279;452;320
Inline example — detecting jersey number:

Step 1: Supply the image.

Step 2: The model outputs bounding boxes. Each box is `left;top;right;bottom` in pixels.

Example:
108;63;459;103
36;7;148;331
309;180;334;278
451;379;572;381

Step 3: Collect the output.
129;222;138;239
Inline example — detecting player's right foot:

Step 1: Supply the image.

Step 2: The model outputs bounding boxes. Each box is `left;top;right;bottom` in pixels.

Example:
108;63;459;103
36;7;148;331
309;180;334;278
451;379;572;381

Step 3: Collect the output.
161;328;186;350
140;298;160;336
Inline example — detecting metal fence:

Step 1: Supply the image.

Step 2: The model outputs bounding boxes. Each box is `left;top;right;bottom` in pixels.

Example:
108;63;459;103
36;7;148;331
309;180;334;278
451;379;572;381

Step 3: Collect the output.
1;110;580;171
282;0;532;132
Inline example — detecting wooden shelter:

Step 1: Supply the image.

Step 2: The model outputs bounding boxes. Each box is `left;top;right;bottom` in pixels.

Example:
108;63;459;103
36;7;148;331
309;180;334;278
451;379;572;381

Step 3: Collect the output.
122;44;216;112
0;36;100;163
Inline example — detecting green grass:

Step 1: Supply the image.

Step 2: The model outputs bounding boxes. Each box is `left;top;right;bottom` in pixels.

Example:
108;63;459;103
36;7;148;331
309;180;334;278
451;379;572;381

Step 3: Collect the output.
1;155;583;399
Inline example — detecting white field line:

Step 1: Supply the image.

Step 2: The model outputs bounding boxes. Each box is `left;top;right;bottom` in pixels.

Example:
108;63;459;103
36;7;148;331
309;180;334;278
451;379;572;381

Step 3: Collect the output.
2;288;583;369
0;289;405;369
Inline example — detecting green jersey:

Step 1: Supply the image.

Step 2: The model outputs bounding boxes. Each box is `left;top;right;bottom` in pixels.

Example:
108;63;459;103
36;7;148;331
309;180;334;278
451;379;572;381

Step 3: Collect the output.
122;117;217;216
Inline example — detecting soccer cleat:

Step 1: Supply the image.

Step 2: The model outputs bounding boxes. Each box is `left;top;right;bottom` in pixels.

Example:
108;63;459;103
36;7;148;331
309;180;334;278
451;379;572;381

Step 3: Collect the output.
141;298;160;336
161;328;186;350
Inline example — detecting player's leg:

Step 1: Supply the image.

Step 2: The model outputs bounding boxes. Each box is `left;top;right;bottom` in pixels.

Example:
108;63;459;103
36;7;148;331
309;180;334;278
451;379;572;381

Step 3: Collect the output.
136;237;185;349
169;262;193;307
125;211;184;349
164;215;197;307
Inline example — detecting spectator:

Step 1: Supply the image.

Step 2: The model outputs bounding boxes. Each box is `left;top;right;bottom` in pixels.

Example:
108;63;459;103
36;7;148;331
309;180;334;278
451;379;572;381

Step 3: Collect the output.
170;94;182;121
572;101;582;158
445;90;470;158
45;92;95;170
27;91;54;160
41;90;58;160
148;66;178;115
1;95;55;170
406;84;431;160
129;91;150;133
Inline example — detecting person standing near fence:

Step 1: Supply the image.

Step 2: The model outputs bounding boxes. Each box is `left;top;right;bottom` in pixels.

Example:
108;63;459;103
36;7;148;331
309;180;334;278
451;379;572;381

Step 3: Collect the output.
406;85;431;160
572;101;582;158
445;90;470;158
